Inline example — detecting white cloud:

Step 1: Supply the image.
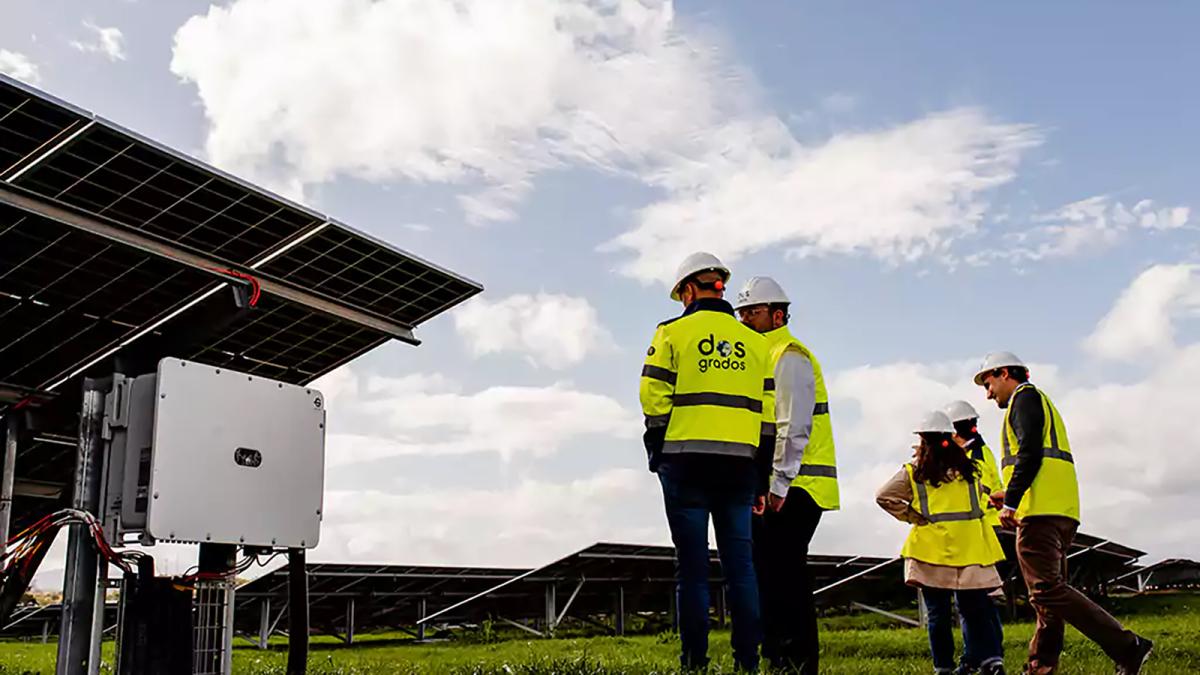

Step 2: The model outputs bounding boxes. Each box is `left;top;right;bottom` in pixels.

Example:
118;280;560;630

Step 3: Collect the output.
607;108;1040;284
314;469;661;567
71;22;127;62
171;0;1041;269
1084;264;1200;362
0;49;41;84
312;367;638;464
977;196;1192;264
454;292;614;369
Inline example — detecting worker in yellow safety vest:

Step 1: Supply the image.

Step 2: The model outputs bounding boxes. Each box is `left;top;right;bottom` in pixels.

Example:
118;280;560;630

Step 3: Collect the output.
734;275;836;674
876;410;1007;675
640;252;775;672
974;352;1152;675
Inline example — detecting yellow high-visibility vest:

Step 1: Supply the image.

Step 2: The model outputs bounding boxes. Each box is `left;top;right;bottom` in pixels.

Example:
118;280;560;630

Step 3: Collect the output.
640;303;774;458
900;464;1006;568
971;442;1003;529
1000;383;1080;522
764;327;839;510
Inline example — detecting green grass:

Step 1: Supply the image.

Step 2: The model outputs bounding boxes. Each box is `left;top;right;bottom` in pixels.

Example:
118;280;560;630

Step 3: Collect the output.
3;594;1199;674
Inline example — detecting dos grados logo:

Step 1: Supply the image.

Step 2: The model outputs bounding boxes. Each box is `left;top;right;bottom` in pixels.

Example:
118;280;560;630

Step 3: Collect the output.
697;334;746;373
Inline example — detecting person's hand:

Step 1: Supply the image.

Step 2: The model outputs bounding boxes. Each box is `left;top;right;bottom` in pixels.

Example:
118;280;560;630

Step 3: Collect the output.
752;495;766;516
989;490;1006;509
768;493;786;513
998;506;1020;529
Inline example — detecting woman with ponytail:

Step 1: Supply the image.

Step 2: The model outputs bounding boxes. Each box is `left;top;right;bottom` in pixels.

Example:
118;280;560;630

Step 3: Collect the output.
876;410;1007;675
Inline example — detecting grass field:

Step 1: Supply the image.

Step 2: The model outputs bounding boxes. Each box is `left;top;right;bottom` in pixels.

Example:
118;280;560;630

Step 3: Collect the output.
2;595;1197;673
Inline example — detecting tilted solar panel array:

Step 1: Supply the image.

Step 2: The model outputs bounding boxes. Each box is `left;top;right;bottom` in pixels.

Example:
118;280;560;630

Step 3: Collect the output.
0;74;481;393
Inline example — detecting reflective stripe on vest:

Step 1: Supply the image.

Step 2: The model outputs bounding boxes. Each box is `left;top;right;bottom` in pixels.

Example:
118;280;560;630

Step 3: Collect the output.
641;364;676;385
673;392;763;413
999;446;1075;468
797;464;837;478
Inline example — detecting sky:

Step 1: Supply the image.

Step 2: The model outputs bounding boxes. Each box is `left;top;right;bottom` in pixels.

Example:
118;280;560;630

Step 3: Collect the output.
3;1;1199;588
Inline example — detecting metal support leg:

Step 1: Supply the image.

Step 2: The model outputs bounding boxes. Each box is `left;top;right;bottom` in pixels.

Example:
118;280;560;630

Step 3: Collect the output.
42;618;50;644
345;598;355;646
287;548;308;675
544;584;556;633
56;380;107;675
417;598;427;642
614;586;625;636
87;563;107;675
0;413;20;558
258;599;271;649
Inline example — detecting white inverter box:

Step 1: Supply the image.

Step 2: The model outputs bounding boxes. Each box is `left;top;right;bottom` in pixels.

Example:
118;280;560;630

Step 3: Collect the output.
146;358;325;548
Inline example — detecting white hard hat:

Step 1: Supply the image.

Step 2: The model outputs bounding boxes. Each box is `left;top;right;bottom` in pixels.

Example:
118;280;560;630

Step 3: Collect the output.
943;400;979;423
972;351;1026;386
671;252;731;301
914;410;955;435
734;276;790;310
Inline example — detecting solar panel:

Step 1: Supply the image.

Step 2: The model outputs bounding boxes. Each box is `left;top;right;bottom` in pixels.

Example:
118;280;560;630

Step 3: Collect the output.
11;123;321;265
235;563;532;639
0;202;215;389
0;80;86;180
183;291;387;382
257;224;481;326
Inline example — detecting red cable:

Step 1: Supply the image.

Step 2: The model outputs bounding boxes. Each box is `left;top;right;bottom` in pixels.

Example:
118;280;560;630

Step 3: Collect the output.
211;267;261;307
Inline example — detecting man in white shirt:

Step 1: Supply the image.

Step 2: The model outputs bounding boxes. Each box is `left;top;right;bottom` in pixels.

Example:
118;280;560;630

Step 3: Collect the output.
737;276;839;674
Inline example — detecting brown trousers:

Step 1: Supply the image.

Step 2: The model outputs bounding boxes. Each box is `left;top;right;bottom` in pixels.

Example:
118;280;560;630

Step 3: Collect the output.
1016;516;1136;671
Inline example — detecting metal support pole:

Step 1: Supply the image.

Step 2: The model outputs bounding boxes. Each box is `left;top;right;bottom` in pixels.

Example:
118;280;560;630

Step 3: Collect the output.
287;548;308;675
345;598;355;646
0;413;20;557
614;586;625;636
42;618;50;644
544;584;556;632
87;563;108;675
56;380;107;675
258;599;271;649
417;598;427;642
917;589;929;628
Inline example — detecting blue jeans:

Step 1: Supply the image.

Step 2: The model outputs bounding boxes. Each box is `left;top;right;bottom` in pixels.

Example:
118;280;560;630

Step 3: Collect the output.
961;593;1005;670
658;461;761;671
924;588;1004;672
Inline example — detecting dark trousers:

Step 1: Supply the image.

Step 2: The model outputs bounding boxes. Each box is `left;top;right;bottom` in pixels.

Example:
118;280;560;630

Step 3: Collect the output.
753;487;822;673
960;592;1005;670
925;588;1004;672
1017;516;1136;671
659;462;761;671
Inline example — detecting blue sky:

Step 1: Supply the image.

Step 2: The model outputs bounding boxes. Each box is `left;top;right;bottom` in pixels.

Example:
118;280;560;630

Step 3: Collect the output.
4;1;1199;582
